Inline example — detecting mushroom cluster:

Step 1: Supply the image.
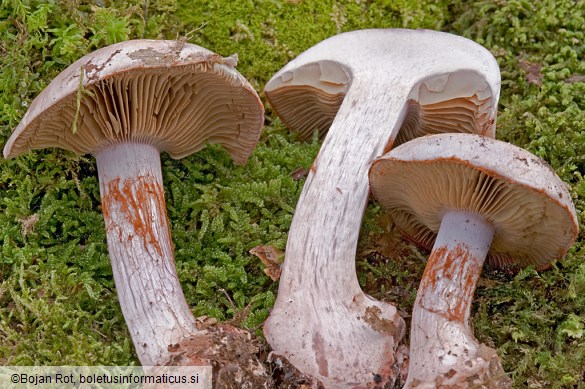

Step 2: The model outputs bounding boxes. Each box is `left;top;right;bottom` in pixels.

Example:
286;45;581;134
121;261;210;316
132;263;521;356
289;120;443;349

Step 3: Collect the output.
263;28;578;389
4;29;579;389
263;28;501;388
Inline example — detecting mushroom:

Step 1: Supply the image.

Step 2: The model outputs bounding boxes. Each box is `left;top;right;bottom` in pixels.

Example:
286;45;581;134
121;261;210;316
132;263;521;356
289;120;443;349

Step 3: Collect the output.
3;40;264;367
369;133;579;387
263;29;501;387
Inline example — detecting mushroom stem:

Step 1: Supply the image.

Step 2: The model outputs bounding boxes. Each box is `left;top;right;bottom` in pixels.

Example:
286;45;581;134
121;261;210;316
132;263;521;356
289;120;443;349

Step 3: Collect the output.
95;143;198;366
406;211;503;387
265;79;407;388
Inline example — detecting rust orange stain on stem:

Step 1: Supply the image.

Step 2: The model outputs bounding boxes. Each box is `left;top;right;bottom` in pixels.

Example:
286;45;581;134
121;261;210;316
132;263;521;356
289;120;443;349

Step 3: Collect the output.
310;163;317;174
418;244;481;323
101;174;171;257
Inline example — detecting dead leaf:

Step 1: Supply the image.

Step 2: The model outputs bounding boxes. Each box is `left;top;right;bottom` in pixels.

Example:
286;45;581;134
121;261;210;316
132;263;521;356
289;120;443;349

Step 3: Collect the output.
291;167;309;181
196;315;218;327
477;343;498;361
20;213;40;237
250;245;284;281
566;74;585;84
519;60;543;86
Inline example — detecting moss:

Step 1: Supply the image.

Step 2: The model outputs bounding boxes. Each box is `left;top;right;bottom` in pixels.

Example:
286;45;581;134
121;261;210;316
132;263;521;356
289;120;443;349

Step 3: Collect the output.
1;0;584;387
164;132;321;326
175;0;456;91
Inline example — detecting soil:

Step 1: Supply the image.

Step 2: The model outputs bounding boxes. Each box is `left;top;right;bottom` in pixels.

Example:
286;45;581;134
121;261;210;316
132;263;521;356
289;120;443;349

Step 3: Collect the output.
164;322;323;389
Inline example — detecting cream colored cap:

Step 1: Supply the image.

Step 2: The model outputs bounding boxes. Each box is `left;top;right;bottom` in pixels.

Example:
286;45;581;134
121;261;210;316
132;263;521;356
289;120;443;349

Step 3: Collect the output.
4;40;263;164
369;133;579;269
264;29;500;142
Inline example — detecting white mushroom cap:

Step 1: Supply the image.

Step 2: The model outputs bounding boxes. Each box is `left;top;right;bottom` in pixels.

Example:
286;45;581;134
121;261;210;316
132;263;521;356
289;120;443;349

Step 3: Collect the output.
369;133;579;269
3;40;263;164
264;29;500;142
